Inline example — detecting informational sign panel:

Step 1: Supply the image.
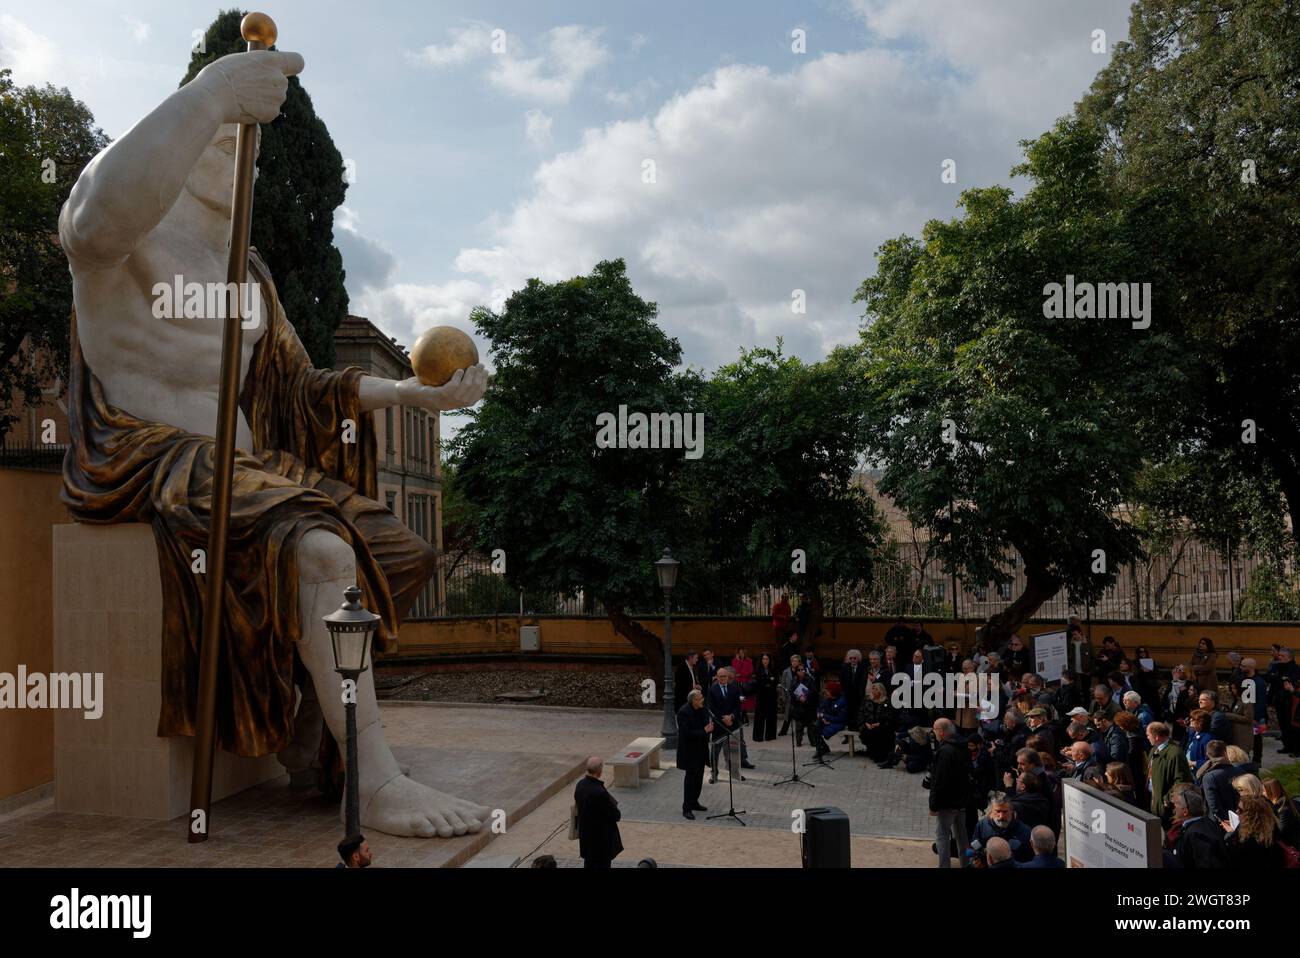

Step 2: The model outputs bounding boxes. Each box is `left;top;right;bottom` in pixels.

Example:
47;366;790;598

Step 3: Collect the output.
1032;630;1068;681
1062;779;1163;868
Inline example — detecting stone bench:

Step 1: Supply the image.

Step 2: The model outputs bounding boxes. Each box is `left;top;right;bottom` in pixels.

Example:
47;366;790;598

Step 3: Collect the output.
52;523;283;820
608;736;666;788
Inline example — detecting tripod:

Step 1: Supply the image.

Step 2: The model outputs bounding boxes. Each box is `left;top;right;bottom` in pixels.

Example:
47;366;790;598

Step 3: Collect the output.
706;708;747;825
773;685;814;788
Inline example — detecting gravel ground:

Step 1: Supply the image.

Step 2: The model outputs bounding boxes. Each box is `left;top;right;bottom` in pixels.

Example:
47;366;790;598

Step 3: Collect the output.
379;668;659;710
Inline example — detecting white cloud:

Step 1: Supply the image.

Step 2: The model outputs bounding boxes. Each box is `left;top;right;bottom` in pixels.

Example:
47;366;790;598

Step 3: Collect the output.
851;0;1133;122
410;22;493;69
410;23;609;106
0;14;58;82
524;109;553;149
604;77;659;109
123;16;150;44
373;2;1135;374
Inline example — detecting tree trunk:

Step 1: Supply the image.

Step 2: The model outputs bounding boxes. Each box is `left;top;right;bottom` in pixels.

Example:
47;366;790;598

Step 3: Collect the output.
801;586;825;649
981;562;1060;646
605;601;665;696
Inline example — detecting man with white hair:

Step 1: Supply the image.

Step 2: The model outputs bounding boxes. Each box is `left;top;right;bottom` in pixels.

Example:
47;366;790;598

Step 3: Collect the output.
707;667;752;782
1122;690;1154;730
675;689;713;819
840;649;867;740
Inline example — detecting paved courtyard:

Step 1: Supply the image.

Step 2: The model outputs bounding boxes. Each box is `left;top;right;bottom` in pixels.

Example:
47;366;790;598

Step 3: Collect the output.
0;701;937;868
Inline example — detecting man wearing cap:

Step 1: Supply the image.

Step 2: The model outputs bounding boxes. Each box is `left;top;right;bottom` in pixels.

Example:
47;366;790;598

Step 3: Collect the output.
1025;707;1056;754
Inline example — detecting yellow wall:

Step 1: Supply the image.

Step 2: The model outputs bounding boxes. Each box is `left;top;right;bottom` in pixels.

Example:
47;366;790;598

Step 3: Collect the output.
0;471;68;800
392;615;1298;669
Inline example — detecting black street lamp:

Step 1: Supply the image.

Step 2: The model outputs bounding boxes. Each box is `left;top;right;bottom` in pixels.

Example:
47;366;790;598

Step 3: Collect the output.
322;585;380;838
655;548;681;748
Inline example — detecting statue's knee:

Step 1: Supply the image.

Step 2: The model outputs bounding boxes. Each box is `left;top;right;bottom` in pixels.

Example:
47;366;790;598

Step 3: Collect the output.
297;529;355;585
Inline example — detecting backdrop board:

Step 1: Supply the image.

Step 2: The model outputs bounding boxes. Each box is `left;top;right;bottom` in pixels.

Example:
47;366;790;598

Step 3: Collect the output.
1032;630;1069;682
1062;779;1163;868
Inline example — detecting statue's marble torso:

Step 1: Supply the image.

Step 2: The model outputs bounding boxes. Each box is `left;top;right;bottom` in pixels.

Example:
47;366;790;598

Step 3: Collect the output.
73;225;268;452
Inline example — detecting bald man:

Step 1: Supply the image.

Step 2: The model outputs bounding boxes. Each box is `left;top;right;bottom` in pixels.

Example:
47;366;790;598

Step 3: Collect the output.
573;757;623;868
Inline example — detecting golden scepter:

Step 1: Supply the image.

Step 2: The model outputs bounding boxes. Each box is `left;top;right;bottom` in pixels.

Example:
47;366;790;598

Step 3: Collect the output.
188;10;278;844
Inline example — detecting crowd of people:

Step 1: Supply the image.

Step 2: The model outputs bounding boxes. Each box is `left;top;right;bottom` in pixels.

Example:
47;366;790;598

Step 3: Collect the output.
565;600;1300;870
672;605;1300;870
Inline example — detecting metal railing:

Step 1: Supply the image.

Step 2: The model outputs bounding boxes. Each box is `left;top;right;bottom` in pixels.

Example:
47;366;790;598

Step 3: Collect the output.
414;544;1299;623
0;441;67;473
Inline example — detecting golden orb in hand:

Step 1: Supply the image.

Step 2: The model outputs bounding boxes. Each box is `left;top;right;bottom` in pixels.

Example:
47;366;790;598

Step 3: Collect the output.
410;326;479;388
240;12;278;45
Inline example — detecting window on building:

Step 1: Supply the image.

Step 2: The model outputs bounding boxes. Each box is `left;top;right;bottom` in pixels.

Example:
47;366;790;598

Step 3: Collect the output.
385;407;394;458
386;491;396;515
933;582;946;600
998;582;1012;601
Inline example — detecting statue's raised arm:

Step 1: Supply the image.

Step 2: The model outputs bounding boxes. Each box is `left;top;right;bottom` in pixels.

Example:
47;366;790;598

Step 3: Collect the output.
59;50;303;268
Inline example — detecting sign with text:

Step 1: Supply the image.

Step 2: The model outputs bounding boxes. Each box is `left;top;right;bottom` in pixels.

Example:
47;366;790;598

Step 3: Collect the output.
1032;630;1068;681
1062;779;1163;868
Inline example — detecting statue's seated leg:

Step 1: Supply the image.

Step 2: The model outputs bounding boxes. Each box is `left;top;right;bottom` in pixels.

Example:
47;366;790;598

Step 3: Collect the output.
276;671;323;787
294;528;491;838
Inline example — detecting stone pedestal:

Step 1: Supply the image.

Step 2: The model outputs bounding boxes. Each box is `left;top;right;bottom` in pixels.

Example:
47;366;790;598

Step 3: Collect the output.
53;523;283;820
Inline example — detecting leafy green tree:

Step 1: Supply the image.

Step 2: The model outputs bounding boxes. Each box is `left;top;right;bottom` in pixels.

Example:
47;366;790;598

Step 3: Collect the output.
854;121;1187;643
181;9;349;366
1075;0;1300;546
1235;563;1300;622
679;343;884;644
452;260;703;683
0;69;107;440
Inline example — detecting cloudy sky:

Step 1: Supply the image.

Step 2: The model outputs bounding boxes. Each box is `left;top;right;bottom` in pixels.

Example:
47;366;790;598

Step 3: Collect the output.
1;0;1135;379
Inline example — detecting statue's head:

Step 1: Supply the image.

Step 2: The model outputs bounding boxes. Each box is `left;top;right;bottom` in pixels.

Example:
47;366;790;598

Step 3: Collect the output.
184;123;259;218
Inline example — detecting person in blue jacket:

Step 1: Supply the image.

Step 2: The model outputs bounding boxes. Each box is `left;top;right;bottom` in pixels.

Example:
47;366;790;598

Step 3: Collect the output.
972;797;1033;864
815;687;846;757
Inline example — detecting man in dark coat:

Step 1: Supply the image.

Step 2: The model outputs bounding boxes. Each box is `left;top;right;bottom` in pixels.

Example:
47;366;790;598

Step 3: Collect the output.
677;650;705;701
707;668;752;782
840;649;868;734
700;649;721;687
574;757;623;868
1170;789;1228;869
929;718;971;867
1197;742;1239;823
676;690;712;819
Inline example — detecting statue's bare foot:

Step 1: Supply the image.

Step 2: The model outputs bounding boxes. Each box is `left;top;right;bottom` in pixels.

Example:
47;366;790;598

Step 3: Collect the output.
360;774;493;838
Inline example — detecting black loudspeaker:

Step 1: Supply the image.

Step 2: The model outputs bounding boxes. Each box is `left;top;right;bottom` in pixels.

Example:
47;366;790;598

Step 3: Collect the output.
922;645;946;672
801;806;851;868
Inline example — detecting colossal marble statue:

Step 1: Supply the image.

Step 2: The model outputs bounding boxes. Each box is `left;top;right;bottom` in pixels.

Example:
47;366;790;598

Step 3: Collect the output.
59;48;491;838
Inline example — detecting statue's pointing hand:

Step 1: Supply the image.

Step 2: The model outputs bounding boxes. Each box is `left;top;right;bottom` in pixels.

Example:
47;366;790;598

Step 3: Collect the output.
196;49;306;125
396;364;489;413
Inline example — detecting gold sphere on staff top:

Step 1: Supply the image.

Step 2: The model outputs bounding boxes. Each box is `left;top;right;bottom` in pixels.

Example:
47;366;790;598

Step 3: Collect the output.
241;12;278;45
410;327;480;388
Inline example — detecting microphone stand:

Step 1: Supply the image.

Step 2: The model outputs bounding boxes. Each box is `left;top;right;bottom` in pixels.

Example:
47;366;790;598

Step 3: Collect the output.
706;706;747;825
773;684;815;788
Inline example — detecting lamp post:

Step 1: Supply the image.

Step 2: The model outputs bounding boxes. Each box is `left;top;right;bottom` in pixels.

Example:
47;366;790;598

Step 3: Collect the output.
323;585;380;838
655;548;681;748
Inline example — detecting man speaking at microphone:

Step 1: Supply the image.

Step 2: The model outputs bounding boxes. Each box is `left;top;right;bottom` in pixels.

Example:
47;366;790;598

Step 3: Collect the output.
676;690;712;819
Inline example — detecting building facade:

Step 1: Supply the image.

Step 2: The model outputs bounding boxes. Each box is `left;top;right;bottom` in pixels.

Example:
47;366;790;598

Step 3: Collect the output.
333;315;444;616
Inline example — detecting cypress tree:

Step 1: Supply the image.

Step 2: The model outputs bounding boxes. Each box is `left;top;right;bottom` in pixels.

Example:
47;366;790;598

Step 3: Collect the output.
182;8;349;367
